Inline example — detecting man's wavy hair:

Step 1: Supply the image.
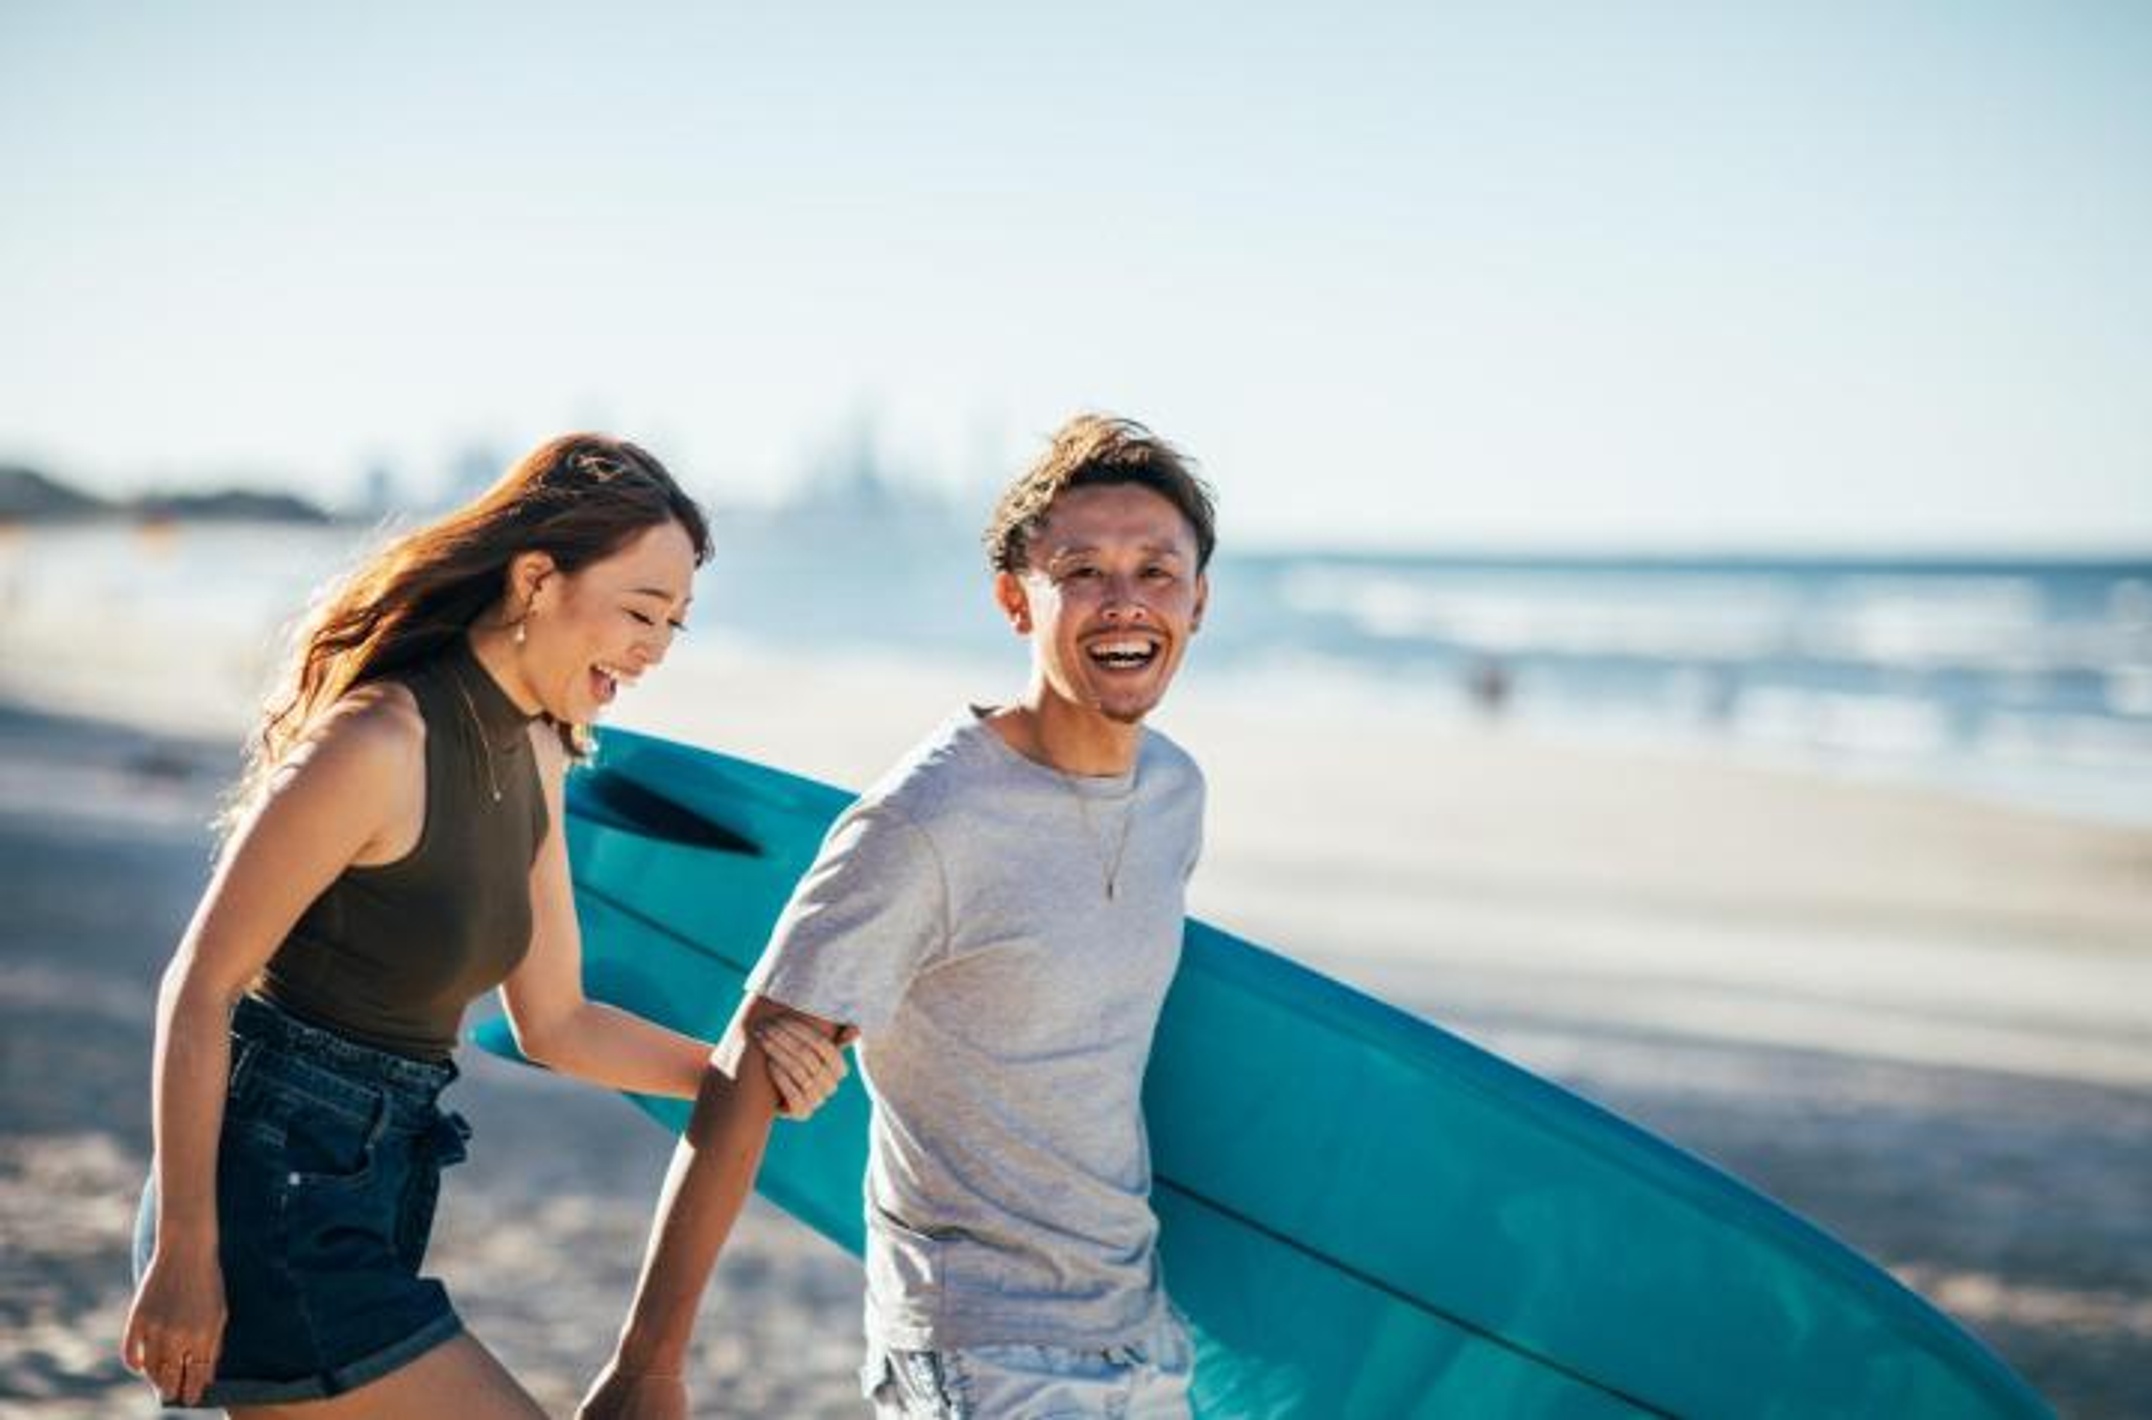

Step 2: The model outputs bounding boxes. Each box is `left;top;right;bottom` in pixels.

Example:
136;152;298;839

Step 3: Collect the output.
983;414;1216;575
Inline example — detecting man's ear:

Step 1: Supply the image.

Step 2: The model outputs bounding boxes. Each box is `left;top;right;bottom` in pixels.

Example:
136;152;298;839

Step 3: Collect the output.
994;569;1033;635
1191;571;1209;634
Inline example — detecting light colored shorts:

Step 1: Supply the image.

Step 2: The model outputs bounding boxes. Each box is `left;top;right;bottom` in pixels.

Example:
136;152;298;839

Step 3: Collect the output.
864;1313;1195;1419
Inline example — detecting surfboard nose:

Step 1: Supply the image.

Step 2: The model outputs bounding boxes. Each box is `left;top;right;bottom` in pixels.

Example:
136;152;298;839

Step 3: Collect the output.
568;768;763;855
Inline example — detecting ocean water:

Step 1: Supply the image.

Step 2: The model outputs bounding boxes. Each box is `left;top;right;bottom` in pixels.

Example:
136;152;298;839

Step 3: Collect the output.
2;520;2147;825
1205;550;2152;824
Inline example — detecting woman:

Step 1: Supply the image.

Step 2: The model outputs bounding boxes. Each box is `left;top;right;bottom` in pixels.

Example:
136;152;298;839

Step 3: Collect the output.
122;434;849;1416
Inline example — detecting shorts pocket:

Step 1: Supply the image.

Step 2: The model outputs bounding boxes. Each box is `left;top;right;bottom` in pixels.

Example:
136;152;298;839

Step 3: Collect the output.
272;1100;404;1280
266;1083;390;1193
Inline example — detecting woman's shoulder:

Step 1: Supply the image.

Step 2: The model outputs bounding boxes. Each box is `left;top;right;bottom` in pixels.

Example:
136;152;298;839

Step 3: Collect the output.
251;682;425;828
306;680;426;771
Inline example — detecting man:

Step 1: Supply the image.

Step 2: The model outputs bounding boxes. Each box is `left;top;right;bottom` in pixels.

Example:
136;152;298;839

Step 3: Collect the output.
581;413;1216;1419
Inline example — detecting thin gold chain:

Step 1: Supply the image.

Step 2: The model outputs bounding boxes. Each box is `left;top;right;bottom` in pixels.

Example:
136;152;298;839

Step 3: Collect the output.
446;665;504;804
1062;778;1136;900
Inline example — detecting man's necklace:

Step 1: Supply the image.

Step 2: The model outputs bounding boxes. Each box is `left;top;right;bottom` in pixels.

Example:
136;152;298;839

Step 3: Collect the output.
447;665;505;804
1060;775;1136;900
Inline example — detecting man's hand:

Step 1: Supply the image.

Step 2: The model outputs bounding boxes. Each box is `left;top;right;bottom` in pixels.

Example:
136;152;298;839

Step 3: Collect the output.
757;1017;858;1120
577;1356;688;1420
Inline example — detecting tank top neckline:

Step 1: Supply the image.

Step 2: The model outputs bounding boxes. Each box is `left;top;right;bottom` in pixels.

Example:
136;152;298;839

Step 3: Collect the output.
441;636;540;751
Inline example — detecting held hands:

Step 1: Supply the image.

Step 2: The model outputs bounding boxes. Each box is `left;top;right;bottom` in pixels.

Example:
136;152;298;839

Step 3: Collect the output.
577;1356;689;1420
755;1018;859;1121
121;1241;227;1408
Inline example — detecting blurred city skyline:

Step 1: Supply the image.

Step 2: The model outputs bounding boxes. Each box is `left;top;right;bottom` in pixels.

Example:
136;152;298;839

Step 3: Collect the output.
5;2;2149;552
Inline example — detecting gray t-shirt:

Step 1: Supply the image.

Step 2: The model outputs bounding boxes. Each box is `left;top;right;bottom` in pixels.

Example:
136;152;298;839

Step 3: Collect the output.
746;709;1205;1350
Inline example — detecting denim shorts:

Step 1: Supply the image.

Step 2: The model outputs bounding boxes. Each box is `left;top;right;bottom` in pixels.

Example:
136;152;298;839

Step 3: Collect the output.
132;995;473;1408
864;1311;1196;1419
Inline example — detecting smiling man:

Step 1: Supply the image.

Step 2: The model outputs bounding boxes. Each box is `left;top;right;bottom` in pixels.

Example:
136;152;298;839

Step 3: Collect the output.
580;415;1217;1420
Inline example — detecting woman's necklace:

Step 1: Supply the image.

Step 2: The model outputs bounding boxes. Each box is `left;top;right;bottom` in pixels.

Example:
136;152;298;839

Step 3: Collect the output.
447;665;504;804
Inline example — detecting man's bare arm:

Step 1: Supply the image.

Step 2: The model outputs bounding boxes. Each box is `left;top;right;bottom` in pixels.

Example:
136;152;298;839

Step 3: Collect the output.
578;996;846;1419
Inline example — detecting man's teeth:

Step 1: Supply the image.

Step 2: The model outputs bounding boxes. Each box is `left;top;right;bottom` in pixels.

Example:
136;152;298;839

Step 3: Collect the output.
1089;640;1158;667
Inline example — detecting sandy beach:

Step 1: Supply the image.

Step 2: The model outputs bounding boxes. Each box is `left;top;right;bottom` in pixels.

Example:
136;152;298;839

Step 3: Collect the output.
2;647;2148;1417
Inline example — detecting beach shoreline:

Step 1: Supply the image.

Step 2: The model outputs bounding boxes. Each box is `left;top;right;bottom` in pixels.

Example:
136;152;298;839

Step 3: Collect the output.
2;668;2147;1416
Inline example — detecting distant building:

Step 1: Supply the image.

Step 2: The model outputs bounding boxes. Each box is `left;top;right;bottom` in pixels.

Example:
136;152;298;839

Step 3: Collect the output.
355;462;402;521
441;444;506;510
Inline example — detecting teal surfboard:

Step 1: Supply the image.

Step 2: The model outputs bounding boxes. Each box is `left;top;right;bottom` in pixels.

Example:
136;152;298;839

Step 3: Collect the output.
473;728;2048;1418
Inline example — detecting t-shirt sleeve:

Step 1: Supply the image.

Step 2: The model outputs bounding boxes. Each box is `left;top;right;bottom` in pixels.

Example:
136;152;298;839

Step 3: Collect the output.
744;799;948;1035
1184;765;1207;883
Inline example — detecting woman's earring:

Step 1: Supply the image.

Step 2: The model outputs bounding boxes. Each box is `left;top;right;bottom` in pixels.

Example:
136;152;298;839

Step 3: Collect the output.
514;613;529;646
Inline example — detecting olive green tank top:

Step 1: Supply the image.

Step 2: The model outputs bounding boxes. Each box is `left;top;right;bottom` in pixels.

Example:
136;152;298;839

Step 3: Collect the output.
257;638;551;1060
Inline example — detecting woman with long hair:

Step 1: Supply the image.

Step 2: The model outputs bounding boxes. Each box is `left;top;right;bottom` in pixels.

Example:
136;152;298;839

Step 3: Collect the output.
121;434;849;1416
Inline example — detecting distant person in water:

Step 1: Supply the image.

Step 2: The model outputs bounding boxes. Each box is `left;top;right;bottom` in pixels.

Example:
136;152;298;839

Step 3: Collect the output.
1468;656;1511;717
121;434;852;1417
581;414;1215;1419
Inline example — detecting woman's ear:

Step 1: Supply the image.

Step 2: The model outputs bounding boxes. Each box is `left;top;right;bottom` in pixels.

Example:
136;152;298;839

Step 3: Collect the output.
509;551;558;616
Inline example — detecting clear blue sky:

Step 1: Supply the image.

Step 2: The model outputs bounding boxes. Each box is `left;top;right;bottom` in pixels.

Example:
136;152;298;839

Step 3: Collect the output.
4;1;2148;550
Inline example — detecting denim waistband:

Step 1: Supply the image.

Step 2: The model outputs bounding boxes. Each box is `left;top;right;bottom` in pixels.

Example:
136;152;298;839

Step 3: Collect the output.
233;994;459;1107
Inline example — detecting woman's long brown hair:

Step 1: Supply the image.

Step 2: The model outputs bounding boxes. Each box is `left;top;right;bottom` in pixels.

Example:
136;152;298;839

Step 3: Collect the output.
225;433;709;835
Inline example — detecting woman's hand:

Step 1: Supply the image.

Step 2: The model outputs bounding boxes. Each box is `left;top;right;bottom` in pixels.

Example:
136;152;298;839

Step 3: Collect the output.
121;1239;227;1407
756;1017;856;1120
577;1356;689;1420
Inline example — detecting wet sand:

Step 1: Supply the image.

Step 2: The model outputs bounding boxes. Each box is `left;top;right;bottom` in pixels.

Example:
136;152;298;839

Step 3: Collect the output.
2;661;2147;1416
